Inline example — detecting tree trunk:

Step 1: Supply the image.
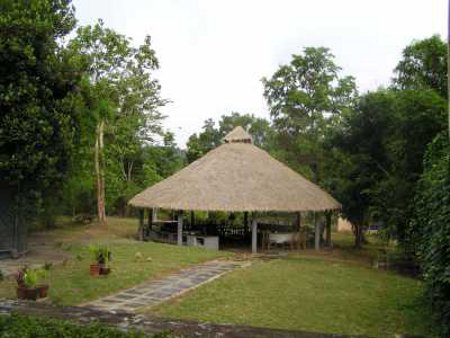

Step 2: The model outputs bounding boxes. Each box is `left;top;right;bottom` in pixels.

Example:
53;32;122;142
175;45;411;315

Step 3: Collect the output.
95;120;106;225
354;223;364;248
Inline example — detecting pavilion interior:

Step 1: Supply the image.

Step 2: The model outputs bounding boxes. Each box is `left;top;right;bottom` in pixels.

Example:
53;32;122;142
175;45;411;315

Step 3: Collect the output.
137;209;336;252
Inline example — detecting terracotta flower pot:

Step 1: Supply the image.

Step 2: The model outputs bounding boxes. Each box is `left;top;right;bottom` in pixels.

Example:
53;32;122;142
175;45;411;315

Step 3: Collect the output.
90;264;101;276
16;286;39;301
99;267;111;275
90;264;111;276
37;284;49;298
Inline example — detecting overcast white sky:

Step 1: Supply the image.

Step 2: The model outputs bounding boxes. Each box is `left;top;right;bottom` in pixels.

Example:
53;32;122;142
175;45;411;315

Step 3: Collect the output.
73;0;446;148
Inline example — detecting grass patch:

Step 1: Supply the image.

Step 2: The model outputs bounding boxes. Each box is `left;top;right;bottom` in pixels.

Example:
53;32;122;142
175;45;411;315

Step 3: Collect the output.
0;217;229;305
152;255;431;337
53;241;228;305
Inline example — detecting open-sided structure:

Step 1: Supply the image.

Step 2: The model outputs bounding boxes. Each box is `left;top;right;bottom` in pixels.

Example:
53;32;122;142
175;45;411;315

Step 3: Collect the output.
129;126;340;252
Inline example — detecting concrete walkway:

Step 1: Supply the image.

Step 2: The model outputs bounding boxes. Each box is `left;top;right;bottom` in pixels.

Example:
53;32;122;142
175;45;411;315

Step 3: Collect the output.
83;260;245;313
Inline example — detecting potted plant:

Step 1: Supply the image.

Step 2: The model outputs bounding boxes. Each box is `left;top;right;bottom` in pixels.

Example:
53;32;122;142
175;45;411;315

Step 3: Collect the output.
37;268;49;298
15;267;49;300
89;245;112;276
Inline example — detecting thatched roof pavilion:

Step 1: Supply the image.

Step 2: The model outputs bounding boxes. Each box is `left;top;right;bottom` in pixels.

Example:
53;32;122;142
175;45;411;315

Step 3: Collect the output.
130;126;340;212
129;126;340;252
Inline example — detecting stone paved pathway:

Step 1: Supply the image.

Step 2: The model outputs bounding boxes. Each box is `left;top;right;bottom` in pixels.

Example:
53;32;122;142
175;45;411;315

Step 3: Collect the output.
83;260;246;313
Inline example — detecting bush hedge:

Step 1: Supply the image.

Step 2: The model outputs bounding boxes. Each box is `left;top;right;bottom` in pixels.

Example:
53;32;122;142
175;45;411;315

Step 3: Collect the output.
0;313;172;338
411;133;450;336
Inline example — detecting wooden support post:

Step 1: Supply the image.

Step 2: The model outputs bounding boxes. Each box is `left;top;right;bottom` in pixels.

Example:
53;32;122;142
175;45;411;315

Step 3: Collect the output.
147;209;151;230
152;208;158;222
325;211;332;247
252;219;258;253
149;208;158;230
138;209;144;241
296;212;302;250
177;212;183;246
314;212;320;250
296;212;301;231
190;210;195;227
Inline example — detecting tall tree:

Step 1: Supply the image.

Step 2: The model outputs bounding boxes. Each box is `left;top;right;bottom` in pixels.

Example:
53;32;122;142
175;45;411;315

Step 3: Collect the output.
263;47;357;135
0;0;80;218
68;20;165;224
262;47;358;179
393;35;447;99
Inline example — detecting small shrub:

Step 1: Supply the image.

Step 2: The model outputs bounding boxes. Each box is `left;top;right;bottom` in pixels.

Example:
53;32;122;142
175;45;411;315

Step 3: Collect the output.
16;267;48;287
23;269;39;287
0;313;174;337
89;244;112;265
135;252;143;261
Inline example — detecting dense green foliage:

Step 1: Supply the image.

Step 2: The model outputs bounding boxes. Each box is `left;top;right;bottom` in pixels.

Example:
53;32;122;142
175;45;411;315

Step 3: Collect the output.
326;89;446;245
0;313;170;337
0;0;81;216
0;0;181;221
65;20;169;219
410;134;450;334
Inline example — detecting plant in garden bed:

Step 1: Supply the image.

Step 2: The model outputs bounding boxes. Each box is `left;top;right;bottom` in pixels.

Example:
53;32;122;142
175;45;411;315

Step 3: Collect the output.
89;244;112;276
15;266;49;300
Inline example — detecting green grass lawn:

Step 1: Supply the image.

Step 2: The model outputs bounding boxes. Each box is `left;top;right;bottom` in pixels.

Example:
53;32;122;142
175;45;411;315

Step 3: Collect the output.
152;255;431;337
0;217;229;305
51;241;228;305
0;219;431;337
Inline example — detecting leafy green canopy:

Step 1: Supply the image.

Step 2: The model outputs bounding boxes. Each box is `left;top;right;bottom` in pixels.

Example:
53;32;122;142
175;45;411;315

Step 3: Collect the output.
393;35;447;99
0;0;80;197
262;47;358;179
263;47;357;136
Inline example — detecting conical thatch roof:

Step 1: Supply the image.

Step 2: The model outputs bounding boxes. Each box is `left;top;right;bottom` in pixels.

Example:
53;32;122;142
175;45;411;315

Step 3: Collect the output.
129;127;341;212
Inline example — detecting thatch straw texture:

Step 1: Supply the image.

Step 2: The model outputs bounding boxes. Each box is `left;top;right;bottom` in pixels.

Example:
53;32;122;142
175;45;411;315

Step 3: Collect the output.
129;127;341;212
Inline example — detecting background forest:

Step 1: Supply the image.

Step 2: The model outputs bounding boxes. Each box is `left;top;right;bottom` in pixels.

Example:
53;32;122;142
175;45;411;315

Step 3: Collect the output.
0;0;448;333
